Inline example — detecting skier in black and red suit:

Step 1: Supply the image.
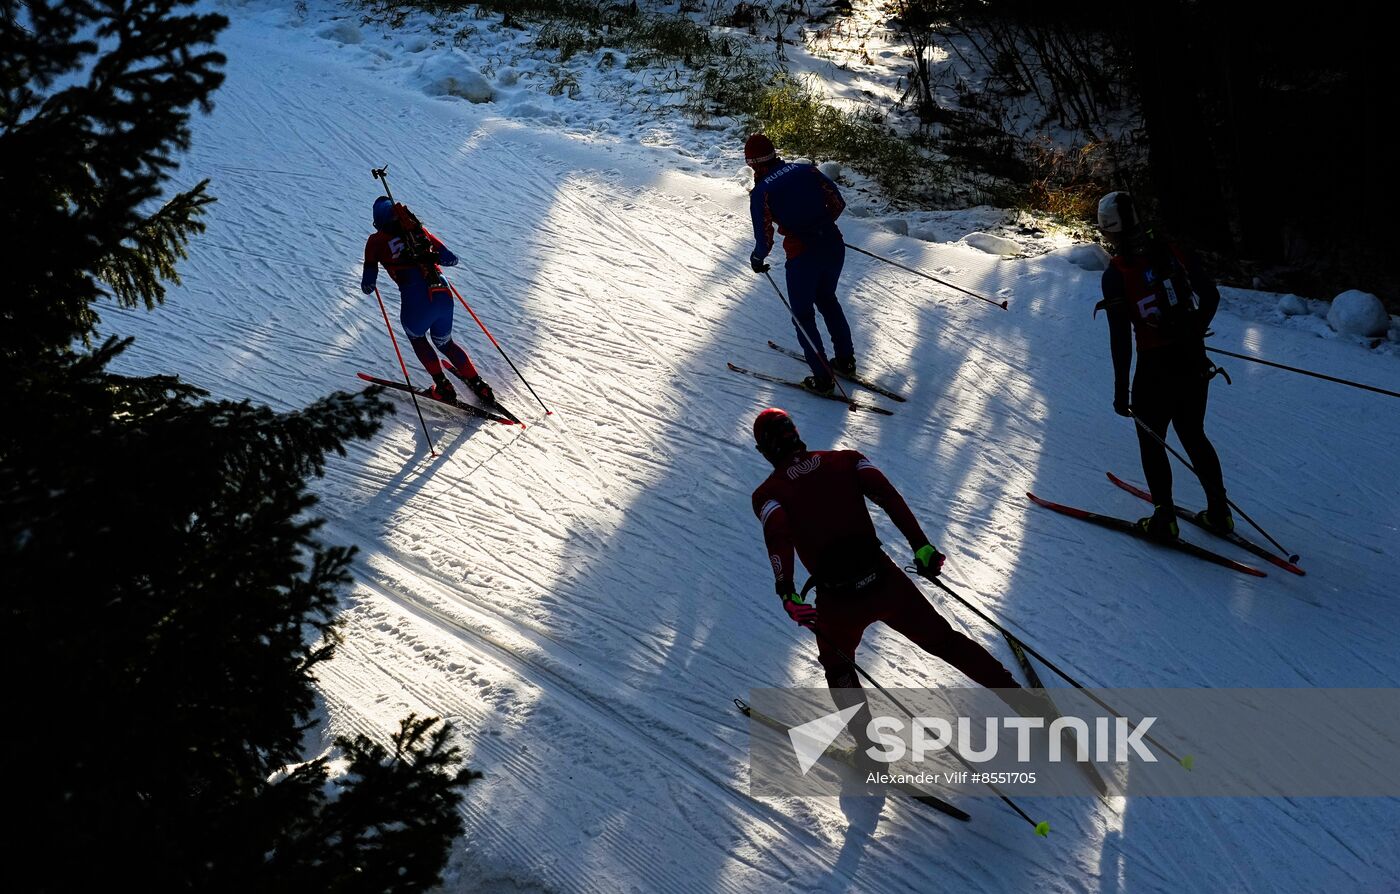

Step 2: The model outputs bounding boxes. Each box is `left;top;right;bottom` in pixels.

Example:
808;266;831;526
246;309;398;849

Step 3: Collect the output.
1097;191;1231;541
749;408;1020;726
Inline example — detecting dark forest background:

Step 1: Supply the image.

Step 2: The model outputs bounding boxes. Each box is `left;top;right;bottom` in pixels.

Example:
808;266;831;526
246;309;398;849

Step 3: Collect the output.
926;0;1390;303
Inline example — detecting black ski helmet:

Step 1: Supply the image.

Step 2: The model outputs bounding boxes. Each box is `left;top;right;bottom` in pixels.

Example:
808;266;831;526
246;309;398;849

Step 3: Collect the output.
753;407;805;461
373;196;395;229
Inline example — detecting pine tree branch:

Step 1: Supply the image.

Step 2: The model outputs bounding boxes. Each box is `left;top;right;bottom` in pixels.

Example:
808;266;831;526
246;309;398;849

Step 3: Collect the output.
96;180;216;309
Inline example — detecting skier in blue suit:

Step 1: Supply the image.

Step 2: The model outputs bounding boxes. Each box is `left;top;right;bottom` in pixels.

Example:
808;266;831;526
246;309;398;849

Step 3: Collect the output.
745;133;855;394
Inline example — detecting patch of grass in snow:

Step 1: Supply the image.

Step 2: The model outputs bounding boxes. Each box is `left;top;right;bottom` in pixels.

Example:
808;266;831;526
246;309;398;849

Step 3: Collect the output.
545;64;583;96
534;20;599;60
1021;137;1113;224
361;1;947;203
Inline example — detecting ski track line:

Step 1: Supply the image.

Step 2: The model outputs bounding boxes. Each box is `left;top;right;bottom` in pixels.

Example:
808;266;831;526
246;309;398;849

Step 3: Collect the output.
324;563;953;893
325;395;793;704
319;599;735;894
390;475;757;681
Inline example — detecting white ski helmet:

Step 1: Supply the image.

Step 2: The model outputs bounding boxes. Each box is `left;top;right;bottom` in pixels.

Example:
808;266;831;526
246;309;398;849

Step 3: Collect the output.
1097;191;1138;234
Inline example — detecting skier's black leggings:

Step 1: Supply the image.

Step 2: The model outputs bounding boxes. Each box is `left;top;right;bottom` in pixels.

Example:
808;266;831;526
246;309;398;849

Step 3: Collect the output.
814;557;1019;691
1131;345;1225;508
815;556;1020;766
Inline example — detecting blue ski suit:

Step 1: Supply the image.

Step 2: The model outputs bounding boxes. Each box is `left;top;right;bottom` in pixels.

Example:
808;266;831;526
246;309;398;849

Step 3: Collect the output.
750;160;853;380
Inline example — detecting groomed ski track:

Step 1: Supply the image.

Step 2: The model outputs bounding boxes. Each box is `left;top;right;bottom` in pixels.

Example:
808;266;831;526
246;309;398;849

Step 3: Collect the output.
104;4;1400;891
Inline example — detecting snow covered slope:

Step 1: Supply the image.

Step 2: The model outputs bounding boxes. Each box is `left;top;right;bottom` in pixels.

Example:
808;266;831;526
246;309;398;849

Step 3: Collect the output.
106;3;1400;891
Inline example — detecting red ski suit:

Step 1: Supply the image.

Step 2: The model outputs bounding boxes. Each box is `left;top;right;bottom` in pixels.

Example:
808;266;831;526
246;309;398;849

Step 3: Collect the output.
752;449;1016;690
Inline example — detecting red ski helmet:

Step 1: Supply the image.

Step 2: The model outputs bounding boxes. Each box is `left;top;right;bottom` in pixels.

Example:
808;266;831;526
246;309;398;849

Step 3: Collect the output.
753;407;805;460
744;133;777;166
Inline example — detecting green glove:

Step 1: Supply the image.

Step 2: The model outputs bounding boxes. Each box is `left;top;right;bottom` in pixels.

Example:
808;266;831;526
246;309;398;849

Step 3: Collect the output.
914;543;946;578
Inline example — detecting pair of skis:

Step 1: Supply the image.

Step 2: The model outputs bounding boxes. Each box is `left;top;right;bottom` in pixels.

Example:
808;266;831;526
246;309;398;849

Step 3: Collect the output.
357;366;522;427
1029;474;1305;578
727;341;905;416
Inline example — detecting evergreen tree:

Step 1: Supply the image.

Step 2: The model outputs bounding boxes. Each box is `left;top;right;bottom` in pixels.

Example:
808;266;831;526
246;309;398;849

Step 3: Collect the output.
1;3;477;890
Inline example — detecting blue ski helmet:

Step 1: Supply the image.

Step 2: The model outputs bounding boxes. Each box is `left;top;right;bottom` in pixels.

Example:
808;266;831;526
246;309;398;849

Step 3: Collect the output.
372;196;395;229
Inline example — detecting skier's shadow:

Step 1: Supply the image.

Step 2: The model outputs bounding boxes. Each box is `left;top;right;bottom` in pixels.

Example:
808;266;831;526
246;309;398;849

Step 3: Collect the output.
1097;827;1125;894
830;793;883;889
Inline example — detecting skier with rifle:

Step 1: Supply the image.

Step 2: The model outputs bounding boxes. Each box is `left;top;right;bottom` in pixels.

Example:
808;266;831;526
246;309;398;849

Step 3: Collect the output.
1096;191;1232;541
745;134;856;395
750;408;1023;771
361;196;496;405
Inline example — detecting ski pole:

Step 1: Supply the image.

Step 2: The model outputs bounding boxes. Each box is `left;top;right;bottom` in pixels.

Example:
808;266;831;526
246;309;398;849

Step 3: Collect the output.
1204;345;1400;400
372;163;396;202
1128;410;1299;563
372;286;437;457
905;569;1191;769
444;280;552;415
762;269;854;407
797;619;1051;836
844;242;1008;310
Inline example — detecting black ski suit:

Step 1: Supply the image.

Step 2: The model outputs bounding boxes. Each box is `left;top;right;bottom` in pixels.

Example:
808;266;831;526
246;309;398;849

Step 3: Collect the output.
1101;237;1226;512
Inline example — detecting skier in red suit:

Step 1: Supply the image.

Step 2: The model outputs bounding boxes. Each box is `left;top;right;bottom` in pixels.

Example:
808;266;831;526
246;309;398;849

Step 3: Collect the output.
749;408;1019;699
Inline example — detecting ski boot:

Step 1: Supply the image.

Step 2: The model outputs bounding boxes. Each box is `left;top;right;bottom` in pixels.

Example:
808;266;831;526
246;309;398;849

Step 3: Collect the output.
1136;505;1179;542
1195;493;1235;533
464;375;495;405
831;356;857;377
428;372;457;402
801;375;835;396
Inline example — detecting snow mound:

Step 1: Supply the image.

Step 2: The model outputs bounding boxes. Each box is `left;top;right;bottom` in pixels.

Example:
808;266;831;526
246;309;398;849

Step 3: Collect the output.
1049;242;1110;271
1327;289;1389;337
1278;294;1310;316
417;52;495;103
904;207;1015;245
318;20;362;45
880;217;909;236
697;114;741;133
818;160;843;181
906;223;943;242
506;100;553;120
962;232;1021;256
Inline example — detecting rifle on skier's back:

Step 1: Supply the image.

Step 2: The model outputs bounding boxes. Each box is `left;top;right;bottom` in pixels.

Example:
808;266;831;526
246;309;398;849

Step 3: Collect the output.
372;165;443;286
